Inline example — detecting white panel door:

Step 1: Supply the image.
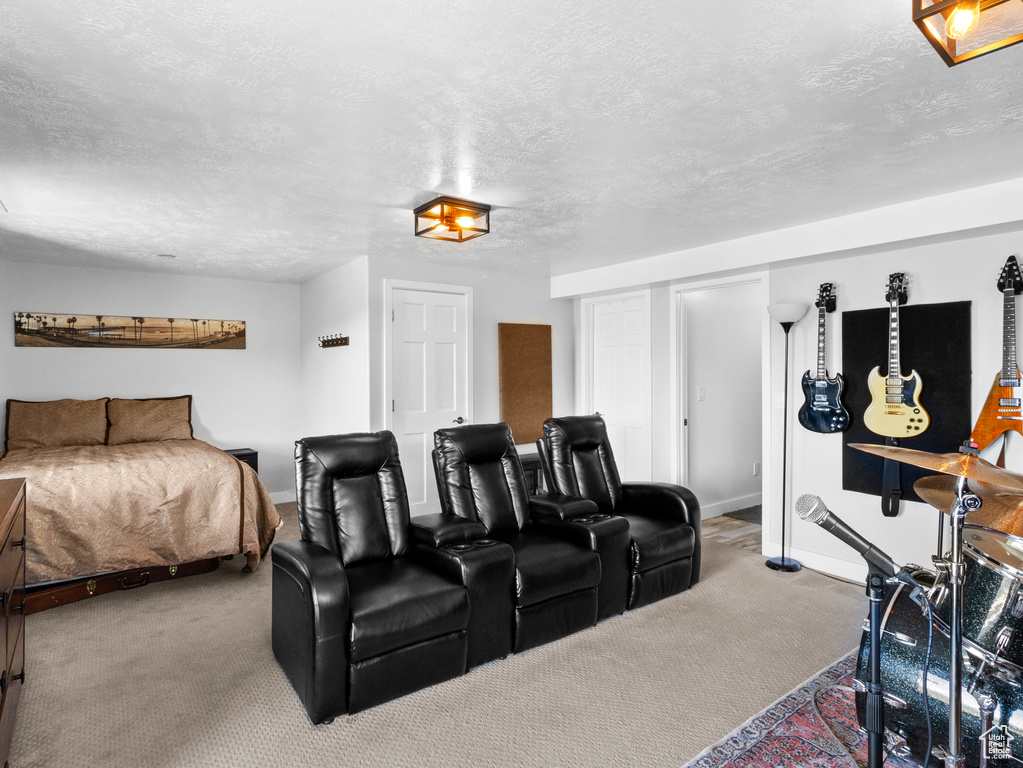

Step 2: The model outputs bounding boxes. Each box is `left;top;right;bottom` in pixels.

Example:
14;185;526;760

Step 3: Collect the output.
589;294;651;481
392;289;469;516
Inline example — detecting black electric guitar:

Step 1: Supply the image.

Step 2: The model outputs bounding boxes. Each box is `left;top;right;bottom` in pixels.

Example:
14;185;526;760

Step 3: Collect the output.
863;273;930;439
798;283;849;433
971;255;1023;450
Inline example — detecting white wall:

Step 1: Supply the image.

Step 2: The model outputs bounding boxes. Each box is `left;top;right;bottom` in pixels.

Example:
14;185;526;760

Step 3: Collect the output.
299;256;371;438
771;234;1022;581
366;256;575;438
0;261;301;499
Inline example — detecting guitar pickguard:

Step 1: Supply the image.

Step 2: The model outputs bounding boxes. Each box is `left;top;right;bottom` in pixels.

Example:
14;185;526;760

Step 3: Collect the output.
971;370;1023;450
863;366;930;438
798;371;850;433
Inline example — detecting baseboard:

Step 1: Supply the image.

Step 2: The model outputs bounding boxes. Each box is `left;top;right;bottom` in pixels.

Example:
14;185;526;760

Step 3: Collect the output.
762;540;866;584
270;490;296;504
701;493;762;520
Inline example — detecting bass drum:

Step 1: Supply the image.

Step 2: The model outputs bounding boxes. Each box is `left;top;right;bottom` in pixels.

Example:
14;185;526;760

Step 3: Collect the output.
855;578;1023;767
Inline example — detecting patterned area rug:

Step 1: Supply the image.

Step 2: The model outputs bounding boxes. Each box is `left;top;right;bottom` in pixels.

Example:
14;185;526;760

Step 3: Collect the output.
683;653;917;768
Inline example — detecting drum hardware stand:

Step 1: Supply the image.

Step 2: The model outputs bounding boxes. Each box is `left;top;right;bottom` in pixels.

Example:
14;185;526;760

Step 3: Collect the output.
865;570;887;768
968;628;1015;694
978;694;997;768
947;454;983;768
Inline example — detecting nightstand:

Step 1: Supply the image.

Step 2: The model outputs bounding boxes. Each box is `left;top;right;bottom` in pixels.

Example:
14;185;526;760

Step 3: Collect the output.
224;448;258;473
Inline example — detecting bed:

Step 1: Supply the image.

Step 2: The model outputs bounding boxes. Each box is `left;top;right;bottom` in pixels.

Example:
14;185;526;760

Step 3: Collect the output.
0;396;281;608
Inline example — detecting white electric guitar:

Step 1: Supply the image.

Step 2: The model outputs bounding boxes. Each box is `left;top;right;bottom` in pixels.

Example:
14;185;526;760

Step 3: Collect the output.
863;272;930;438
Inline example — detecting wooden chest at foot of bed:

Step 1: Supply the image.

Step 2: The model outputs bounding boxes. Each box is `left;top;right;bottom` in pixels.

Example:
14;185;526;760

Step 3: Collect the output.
24;556;222;614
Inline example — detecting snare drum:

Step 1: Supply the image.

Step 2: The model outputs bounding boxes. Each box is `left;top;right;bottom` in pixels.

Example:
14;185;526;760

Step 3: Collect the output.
856;579;1023;766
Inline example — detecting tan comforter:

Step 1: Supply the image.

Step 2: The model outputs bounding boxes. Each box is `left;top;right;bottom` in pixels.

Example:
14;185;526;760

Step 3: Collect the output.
0;439;281;585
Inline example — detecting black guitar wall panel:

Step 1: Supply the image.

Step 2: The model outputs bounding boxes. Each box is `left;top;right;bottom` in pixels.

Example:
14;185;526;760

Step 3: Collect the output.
840;301;971;503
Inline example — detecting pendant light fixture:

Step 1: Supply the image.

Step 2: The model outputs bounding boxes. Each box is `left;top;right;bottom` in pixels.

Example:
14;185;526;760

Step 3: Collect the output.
414;196;491;243
914;0;1023;66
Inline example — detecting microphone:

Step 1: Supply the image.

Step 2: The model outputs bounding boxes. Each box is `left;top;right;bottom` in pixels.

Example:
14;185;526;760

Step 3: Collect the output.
795;494;922;591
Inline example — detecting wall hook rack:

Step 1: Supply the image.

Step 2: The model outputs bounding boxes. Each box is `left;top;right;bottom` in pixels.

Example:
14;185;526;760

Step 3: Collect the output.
318;334;349;348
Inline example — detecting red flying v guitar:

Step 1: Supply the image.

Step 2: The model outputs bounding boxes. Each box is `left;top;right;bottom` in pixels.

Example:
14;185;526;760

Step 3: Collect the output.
971;255;1023;451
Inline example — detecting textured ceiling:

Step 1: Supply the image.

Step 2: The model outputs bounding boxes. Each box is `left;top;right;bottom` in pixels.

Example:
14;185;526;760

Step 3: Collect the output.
2;0;1023;283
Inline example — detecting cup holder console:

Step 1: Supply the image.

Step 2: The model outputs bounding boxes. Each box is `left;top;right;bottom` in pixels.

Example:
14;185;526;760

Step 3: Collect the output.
447;539;500;552
575;513;611;525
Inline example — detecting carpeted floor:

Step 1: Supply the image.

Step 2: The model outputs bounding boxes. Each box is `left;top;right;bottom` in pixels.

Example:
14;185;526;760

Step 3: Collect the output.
10;503;866;768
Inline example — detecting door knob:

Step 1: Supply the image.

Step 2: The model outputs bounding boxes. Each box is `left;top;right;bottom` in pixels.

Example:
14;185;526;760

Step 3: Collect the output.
452;417;466;424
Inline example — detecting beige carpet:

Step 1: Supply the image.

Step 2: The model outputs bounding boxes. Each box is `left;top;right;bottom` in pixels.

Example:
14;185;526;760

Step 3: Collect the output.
10;504;865;768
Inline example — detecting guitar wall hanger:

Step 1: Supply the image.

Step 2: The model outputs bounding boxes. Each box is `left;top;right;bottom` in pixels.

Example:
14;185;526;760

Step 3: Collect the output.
318;333;349;349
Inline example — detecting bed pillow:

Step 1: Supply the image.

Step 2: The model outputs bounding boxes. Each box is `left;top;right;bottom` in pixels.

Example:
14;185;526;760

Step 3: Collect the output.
107;396;194;445
5;398;110;451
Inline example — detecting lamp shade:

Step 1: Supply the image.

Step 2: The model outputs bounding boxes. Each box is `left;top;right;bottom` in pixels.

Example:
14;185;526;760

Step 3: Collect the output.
767;303;808;325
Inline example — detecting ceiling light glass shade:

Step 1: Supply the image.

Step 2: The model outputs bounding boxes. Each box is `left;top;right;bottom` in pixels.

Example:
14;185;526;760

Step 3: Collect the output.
946;0;981;37
767;303;809;325
414;196;491;242
914;0;1023;66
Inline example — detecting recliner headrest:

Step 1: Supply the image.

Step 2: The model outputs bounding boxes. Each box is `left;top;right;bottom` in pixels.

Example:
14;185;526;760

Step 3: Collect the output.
297;431;396;478
434;422;515;464
544;415;608;450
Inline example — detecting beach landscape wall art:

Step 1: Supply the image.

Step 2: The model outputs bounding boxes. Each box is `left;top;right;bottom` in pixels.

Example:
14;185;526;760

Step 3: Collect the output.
13;313;246;349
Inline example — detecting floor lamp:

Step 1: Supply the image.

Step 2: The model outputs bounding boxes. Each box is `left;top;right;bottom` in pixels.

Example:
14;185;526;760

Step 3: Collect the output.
766;302;808;573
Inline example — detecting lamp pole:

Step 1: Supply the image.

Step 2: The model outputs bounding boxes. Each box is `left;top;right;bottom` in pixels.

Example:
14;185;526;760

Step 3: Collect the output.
766;303;807;573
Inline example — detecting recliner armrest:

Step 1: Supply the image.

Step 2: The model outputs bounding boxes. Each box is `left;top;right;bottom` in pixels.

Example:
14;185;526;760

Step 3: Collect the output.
529;494;598;521
410;538;516;668
620;482;702;585
272;540;350;632
620;482;701;528
271;540;350;724
410;513;489;547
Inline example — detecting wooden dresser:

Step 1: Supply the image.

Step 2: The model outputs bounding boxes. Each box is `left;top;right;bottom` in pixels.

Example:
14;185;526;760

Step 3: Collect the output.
0;479;26;767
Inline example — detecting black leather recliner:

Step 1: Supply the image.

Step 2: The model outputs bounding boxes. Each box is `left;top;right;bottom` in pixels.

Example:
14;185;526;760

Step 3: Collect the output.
272;431;472;723
432;422;625;651
538;415;702;610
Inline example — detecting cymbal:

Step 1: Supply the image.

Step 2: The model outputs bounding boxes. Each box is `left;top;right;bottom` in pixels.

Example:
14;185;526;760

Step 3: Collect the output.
850;443;1023;493
914;474;1023;537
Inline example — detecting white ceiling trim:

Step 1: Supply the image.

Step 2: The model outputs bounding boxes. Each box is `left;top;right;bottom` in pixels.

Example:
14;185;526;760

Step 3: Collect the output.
550;176;1023;298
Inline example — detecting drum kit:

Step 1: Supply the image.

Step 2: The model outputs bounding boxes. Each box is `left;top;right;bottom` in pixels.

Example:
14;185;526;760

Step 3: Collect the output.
850;442;1023;768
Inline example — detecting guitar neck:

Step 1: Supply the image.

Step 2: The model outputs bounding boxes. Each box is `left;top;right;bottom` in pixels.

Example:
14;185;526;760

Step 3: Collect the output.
1003;288;1020;385
816;304;827;379
888;297;901;382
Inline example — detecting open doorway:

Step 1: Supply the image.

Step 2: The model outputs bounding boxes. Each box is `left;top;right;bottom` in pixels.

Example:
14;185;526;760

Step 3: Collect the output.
674;279;765;523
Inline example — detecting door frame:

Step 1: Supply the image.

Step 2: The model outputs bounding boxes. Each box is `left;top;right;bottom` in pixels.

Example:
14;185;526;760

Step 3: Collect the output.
669;272;769;487
383;279;474;433
577;289;652;474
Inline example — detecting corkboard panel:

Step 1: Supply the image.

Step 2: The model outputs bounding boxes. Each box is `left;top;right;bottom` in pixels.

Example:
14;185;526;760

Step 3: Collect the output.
498;323;553;445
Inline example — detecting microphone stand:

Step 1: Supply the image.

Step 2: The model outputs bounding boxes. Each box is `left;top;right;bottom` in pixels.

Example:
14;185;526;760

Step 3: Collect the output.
865;570;886;768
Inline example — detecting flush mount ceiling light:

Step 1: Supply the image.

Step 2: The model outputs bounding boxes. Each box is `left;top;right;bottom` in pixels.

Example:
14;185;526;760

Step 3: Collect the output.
914;0;1023;65
413;196;491;243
